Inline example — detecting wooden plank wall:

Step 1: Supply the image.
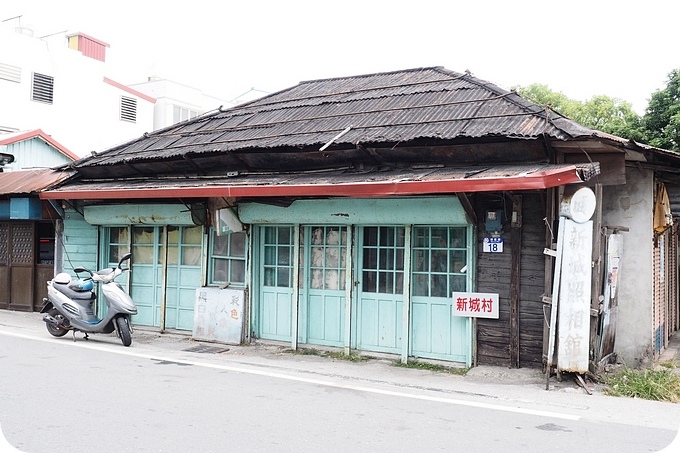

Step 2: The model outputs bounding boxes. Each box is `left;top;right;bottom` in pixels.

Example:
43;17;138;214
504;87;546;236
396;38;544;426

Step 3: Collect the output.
670;225;678;336
653;241;664;356
61;207;99;275
518;193;547;368
476;229;512;365
475;193;545;368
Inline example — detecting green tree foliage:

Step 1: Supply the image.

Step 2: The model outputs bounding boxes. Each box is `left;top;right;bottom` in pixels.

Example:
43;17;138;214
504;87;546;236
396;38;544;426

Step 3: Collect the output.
515;84;644;142
515;84;581;119
643;69;680;151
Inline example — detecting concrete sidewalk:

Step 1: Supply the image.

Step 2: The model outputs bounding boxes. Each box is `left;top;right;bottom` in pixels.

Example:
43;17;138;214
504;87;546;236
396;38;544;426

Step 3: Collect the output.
0;308;587;391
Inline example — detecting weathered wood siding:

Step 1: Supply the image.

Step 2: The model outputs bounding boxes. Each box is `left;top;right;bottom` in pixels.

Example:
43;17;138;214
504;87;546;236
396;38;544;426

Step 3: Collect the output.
61;207;98;274
518;193;546;368
475;193;546;368
652;227;678;357
476;237;512;365
475;195;512;366
653;239;664;356
670;224;678;336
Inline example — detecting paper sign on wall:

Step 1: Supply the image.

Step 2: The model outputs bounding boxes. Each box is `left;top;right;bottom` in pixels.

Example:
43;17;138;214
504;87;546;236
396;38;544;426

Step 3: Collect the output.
193;287;245;344
452;292;499;319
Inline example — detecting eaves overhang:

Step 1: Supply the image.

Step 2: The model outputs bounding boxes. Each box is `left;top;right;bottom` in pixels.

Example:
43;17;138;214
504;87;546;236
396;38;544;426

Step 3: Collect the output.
0;169;74;195
39;163;599;201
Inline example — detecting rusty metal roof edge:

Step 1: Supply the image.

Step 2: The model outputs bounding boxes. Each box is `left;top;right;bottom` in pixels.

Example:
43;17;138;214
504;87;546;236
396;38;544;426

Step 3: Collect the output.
0;169;75;195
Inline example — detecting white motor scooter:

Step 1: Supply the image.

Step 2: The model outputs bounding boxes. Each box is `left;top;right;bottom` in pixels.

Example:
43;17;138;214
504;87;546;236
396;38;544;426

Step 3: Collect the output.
41;252;138;347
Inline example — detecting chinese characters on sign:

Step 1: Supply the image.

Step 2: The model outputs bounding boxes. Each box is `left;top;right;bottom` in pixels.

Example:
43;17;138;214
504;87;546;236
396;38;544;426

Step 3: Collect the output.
557;218;593;373
452;292;499;319
193;287;244;344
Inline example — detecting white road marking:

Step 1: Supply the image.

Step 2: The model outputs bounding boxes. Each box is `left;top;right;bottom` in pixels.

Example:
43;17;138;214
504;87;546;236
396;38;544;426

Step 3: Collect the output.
1;329;580;421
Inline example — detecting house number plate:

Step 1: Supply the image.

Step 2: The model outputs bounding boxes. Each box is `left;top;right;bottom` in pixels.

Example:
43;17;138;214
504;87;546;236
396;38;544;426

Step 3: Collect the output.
483;237;503;253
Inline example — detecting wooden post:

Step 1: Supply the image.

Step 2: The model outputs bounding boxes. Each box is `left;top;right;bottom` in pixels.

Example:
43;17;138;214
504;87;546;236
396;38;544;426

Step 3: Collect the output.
590;184;604;368
159;225;168;333
401;225;412;364
510;196;522;368
542;188;556;372
343;226;353;356
291;224;300;351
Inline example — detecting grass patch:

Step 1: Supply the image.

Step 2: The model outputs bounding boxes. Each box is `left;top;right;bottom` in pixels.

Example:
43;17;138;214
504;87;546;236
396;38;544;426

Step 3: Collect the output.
659;361;677;369
393;359;468;376
284;348;367;362
604;367;680;402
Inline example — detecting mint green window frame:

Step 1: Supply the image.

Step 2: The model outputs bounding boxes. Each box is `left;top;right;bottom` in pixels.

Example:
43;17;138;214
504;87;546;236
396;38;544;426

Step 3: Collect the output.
412;226;468;297
208;228;247;287
107;226;131;266
263;226;295;288
361;226;405;295
309;226;347;291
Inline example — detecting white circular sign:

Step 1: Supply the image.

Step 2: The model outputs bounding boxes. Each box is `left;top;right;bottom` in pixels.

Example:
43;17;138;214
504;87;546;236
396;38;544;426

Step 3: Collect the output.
560;187;596;223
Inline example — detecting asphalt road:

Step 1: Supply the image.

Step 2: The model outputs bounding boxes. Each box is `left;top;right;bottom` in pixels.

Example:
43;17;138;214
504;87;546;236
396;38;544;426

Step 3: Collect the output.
1;311;680;452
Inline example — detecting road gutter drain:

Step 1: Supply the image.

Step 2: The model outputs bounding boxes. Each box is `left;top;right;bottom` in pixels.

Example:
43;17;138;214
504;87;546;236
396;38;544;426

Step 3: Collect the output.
184;345;230;354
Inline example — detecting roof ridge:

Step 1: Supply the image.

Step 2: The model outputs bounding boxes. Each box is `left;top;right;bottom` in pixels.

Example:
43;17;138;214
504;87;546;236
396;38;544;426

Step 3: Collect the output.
298;66;448;85
215;68;470;115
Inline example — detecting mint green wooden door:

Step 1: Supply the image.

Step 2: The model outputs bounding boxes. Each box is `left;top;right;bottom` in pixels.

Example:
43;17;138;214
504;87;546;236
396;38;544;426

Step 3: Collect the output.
300;226;346;347
410;226;470;362
354;226;405;354
163;226;203;330
128;226;156;327
258;226;294;341
125;225;202;330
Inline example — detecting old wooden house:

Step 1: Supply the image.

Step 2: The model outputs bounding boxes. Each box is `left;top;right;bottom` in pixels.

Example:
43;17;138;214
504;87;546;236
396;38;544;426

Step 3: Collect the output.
0;130;76;312
39;67;680;370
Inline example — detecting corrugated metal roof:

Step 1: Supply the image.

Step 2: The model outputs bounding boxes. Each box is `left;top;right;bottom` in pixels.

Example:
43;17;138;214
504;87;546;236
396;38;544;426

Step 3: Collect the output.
71;67;612;170
0;169;73;195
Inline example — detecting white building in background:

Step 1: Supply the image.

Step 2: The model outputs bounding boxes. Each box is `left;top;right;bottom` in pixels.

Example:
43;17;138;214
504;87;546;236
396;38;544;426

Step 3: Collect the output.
129;77;226;132
0;17;229;158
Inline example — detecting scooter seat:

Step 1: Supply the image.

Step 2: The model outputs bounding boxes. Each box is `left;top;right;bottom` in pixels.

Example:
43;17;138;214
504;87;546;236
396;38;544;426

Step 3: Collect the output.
53;282;96;301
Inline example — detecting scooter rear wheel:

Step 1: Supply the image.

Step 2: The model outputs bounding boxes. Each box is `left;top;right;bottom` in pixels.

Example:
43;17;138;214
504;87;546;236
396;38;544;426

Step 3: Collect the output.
115;316;132;347
46;308;69;337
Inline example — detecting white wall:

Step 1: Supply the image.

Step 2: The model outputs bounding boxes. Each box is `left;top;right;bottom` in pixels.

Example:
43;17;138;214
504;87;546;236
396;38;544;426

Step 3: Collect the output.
602;167;654;366
130;78;225;131
0;25;154;157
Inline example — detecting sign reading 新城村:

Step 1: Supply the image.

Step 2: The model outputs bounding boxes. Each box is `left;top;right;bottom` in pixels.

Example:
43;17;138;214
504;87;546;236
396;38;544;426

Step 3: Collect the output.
451;292;499;319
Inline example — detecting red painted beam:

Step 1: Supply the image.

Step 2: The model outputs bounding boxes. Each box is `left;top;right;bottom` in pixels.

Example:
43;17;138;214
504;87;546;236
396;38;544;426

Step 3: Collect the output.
40;166;585;200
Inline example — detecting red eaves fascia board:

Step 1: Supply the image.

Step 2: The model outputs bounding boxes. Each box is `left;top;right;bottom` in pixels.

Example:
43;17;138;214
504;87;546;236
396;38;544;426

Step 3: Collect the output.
39;166;586;200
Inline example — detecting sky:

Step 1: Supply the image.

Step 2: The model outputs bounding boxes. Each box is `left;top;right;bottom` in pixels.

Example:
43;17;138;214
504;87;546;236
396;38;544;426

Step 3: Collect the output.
3;0;678;114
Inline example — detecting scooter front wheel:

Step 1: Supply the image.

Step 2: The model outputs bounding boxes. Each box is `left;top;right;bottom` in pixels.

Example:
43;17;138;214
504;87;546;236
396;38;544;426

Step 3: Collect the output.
115;316;132;347
46;308;68;337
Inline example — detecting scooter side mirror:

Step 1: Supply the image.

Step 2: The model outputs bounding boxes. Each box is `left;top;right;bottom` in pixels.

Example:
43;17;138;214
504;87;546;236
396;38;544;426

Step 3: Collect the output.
74;267;93;276
119;252;132;269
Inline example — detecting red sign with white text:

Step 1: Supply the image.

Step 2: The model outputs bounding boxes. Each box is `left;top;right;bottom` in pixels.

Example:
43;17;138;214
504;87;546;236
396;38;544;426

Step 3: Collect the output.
451;292;499;319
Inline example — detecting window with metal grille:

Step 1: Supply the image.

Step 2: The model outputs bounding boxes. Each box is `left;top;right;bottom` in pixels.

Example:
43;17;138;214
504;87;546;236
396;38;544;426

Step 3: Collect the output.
120;96;137;122
31;72;54;104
